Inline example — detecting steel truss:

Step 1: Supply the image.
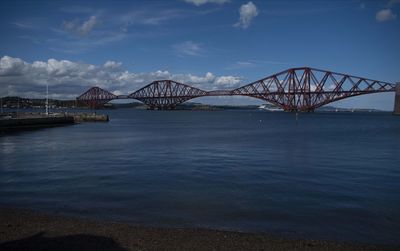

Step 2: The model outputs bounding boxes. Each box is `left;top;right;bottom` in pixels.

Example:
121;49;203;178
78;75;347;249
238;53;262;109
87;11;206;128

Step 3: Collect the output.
128;80;208;109
77;86;117;108
77;68;397;111
233;67;395;111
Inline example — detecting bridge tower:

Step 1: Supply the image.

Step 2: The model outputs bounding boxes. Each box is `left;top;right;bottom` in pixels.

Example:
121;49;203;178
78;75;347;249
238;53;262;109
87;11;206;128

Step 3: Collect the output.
394;83;400;115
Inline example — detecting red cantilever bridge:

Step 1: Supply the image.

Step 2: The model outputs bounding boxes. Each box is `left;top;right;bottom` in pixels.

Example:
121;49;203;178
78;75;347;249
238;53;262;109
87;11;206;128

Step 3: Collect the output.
77;67;399;112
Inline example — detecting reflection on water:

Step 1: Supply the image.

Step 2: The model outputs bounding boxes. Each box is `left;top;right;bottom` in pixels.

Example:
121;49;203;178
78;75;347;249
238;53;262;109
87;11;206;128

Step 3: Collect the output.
1;109;400;244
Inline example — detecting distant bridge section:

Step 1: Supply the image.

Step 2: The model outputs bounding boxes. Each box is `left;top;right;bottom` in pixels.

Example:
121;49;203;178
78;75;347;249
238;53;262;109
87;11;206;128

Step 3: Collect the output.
128;80;208;109
232;67;395;112
77;87;117;108
77;67;397;112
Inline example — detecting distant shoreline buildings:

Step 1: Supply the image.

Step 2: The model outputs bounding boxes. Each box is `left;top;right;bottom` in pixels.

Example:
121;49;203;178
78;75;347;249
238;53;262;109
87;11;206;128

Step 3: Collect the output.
0;96;385;113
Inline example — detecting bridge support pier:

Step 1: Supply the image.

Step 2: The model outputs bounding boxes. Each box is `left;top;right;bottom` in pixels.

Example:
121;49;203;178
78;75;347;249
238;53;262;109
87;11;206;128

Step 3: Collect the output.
394;84;400;115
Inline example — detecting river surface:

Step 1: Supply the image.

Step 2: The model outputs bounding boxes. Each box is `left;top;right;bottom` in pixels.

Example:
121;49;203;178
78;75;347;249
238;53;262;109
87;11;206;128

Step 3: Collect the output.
1;109;400;244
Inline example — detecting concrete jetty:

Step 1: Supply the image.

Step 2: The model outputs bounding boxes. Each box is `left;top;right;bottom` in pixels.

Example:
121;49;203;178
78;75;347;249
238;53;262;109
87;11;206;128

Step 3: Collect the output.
0;114;75;131
71;113;109;122
394;84;400;115
0;112;109;132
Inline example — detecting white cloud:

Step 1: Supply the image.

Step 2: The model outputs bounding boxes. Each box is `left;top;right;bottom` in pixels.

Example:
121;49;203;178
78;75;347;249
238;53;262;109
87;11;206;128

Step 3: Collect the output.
234;1;259;29
0;56;27;76
0;56;242;99
215;76;242;87
63;16;98;36
184;0;230;6
104;61;122;69
80;16;97;35
53;4;214;53
376;9;397;22
13;22;36;29
186;72;216;83
173;41;203;56
119;9;185;27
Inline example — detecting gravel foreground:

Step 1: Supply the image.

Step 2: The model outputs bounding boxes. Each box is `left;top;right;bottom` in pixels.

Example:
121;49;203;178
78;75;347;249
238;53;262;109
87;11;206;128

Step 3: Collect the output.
0;207;398;251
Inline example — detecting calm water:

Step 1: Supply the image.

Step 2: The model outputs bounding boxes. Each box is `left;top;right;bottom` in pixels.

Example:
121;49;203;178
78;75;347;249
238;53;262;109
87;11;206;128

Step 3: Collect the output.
1;109;400;244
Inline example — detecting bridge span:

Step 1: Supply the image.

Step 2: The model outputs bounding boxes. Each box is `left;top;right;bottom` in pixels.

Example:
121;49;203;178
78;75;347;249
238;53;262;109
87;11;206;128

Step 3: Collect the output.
77;67;399;112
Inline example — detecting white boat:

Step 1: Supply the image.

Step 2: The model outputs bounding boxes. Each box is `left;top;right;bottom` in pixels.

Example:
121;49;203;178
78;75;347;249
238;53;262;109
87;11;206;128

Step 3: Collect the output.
258;104;284;112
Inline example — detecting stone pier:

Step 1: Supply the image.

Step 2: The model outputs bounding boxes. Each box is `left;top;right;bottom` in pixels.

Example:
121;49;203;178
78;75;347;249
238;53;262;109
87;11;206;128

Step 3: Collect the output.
394;84;400;115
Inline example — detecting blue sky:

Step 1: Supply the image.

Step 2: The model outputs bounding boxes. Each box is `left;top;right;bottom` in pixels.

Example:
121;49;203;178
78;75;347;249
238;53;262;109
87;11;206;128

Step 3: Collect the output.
0;0;399;110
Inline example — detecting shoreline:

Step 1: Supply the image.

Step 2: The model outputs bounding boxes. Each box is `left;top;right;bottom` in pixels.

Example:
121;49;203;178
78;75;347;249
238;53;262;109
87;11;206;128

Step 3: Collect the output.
0;112;108;132
0;207;398;251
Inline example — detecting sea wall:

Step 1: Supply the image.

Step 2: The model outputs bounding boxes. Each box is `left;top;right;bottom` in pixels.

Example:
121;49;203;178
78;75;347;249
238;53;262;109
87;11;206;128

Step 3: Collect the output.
0;116;75;131
72;113;109;122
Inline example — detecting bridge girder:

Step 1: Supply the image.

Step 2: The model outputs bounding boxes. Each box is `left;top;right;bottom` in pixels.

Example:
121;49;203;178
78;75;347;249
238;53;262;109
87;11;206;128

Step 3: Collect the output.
76;86;117;109
128;80;208;109
76;68;396;111
232;67;395;112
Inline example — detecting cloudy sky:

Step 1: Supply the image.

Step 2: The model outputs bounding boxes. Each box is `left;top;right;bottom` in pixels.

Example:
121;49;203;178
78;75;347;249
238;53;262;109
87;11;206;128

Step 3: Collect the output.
0;0;399;109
